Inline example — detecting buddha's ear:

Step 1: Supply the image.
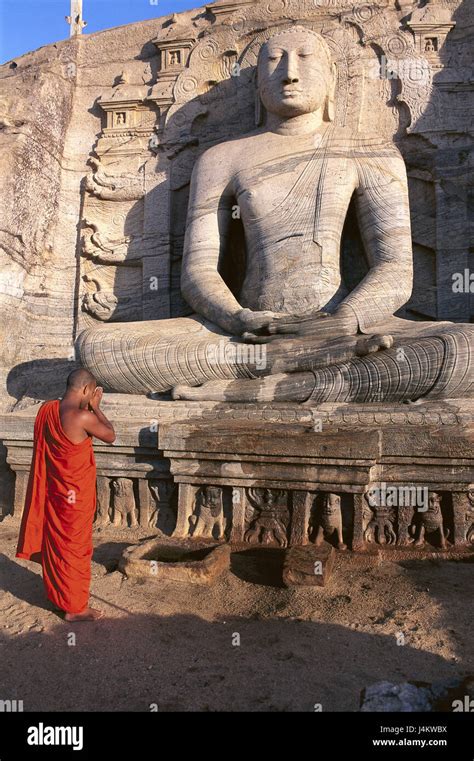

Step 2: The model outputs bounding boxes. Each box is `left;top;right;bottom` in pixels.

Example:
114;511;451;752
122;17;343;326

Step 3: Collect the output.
255;89;265;126
254;67;264;126
324;62;337;122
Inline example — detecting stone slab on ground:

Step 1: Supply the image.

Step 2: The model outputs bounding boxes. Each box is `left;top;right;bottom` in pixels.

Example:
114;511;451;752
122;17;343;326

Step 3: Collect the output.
283;543;335;587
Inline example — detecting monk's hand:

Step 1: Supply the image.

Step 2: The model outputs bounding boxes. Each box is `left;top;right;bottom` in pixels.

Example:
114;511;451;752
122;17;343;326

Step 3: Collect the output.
89;386;103;411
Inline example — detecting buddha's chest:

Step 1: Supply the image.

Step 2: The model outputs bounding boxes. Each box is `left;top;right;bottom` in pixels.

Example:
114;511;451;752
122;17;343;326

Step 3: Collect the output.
233;151;353;225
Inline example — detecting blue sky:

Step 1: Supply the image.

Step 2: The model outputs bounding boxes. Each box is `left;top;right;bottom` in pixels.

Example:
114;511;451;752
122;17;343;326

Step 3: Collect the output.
0;0;199;64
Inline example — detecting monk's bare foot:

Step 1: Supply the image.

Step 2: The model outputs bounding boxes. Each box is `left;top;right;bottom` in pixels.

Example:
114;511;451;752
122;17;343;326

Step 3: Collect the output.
65;607;104;622
355;334;393;356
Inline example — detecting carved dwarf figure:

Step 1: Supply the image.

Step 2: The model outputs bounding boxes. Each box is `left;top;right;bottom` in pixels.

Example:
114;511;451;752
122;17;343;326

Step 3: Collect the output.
190;485;225;539
465;485;474;544
95;478;111;527
397;505;415;546
111;478;138;527
149;480;177;534
363;493;397;545
413;492;448;549
313;492;347;550
244;488;289;547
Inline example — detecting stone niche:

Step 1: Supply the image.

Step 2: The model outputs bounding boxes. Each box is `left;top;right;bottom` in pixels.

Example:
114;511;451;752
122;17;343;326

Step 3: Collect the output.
0;0;473;560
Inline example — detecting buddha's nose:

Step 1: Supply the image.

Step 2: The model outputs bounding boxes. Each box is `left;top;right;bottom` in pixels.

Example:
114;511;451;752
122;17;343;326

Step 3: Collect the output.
283;54;299;83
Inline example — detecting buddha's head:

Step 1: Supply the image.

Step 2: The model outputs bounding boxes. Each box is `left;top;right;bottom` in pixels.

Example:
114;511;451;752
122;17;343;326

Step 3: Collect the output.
256;26;335;123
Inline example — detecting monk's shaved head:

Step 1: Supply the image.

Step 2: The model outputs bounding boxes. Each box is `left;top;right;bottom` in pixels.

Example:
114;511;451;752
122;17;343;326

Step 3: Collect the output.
67;368;97;391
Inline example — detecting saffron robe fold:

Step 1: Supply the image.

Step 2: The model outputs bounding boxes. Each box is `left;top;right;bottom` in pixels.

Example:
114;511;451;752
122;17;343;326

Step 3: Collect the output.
16;400;97;614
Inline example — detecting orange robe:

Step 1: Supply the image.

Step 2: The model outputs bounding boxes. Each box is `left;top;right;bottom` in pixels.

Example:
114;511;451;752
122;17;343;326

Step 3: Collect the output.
16;399;97;614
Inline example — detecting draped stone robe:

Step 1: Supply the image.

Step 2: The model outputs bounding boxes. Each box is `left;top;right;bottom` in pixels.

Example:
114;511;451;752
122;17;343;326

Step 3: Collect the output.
77;126;473;399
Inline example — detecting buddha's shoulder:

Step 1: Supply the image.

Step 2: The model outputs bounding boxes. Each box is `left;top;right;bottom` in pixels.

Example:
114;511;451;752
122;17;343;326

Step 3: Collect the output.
328;127;403;158
193;134;258;178
199;132;260;158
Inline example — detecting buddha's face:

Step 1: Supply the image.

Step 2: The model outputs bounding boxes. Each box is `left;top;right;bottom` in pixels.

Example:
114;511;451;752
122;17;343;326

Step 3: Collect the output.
257;30;332;119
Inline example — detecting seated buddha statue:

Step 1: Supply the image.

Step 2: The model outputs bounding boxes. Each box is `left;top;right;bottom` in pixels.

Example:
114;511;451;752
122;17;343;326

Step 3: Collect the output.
77;26;473;403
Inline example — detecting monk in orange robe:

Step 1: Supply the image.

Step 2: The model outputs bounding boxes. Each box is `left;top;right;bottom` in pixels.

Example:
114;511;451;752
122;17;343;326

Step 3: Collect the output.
16;369;116;621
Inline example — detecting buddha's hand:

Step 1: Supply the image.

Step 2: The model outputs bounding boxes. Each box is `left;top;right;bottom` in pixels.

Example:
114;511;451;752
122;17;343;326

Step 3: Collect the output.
236;308;287;342
246;306;359;342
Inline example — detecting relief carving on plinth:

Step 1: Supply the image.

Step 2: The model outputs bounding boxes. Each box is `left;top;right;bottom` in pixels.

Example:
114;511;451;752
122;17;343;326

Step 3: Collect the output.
111;478;138;528
190;485;227;539
466;486;474;545
310;492;347;550
149;480;177;533
244;488;290;547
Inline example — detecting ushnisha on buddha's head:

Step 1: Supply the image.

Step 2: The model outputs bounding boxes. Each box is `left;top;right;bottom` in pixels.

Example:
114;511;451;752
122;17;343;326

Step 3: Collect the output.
256;26;335;122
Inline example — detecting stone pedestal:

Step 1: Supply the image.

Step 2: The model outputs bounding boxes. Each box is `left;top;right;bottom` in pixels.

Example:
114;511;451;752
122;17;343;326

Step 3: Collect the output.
157;398;474;558
1;396;473;562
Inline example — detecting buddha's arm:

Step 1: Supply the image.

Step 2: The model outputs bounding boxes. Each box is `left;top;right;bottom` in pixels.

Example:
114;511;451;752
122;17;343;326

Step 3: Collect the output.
181;148;245;335
340;143;414;331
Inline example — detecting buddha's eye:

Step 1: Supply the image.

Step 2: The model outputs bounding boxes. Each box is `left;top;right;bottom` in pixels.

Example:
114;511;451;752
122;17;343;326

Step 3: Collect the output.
268;55;281;62
298;52;313;58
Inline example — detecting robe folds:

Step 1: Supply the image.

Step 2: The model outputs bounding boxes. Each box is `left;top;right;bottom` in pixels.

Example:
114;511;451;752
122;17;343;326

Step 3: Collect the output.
16;400;97;614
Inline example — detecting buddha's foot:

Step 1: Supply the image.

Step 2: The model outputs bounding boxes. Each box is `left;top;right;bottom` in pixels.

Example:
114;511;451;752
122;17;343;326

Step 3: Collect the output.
167;330;471;404
355;334;393;356
172;383;213;401
172;372;315;403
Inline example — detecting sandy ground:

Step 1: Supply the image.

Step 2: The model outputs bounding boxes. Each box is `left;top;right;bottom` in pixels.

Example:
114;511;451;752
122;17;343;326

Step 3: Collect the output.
0;514;472;712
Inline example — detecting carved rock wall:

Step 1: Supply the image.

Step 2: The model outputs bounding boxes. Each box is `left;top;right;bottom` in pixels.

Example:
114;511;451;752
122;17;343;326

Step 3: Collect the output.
0;0;472;416
0;40;78;408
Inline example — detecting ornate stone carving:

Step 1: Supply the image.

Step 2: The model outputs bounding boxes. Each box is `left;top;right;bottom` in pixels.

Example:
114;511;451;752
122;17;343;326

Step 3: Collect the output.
153;37;196;74
81;276;122;321
466;486;474;544
111;478;138;527
244;488;289;547
407;3;455;64
310;492;347;550
397;505;416;546
190;485;226;539
95;476;111;526
363;494;397;546
149;479;177;533
413;491;449;549
81;220;142;265
84;157;146;201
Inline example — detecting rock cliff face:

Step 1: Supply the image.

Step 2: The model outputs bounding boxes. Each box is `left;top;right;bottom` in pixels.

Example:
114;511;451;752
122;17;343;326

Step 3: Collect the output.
0;11;201;412
0;39;77;408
